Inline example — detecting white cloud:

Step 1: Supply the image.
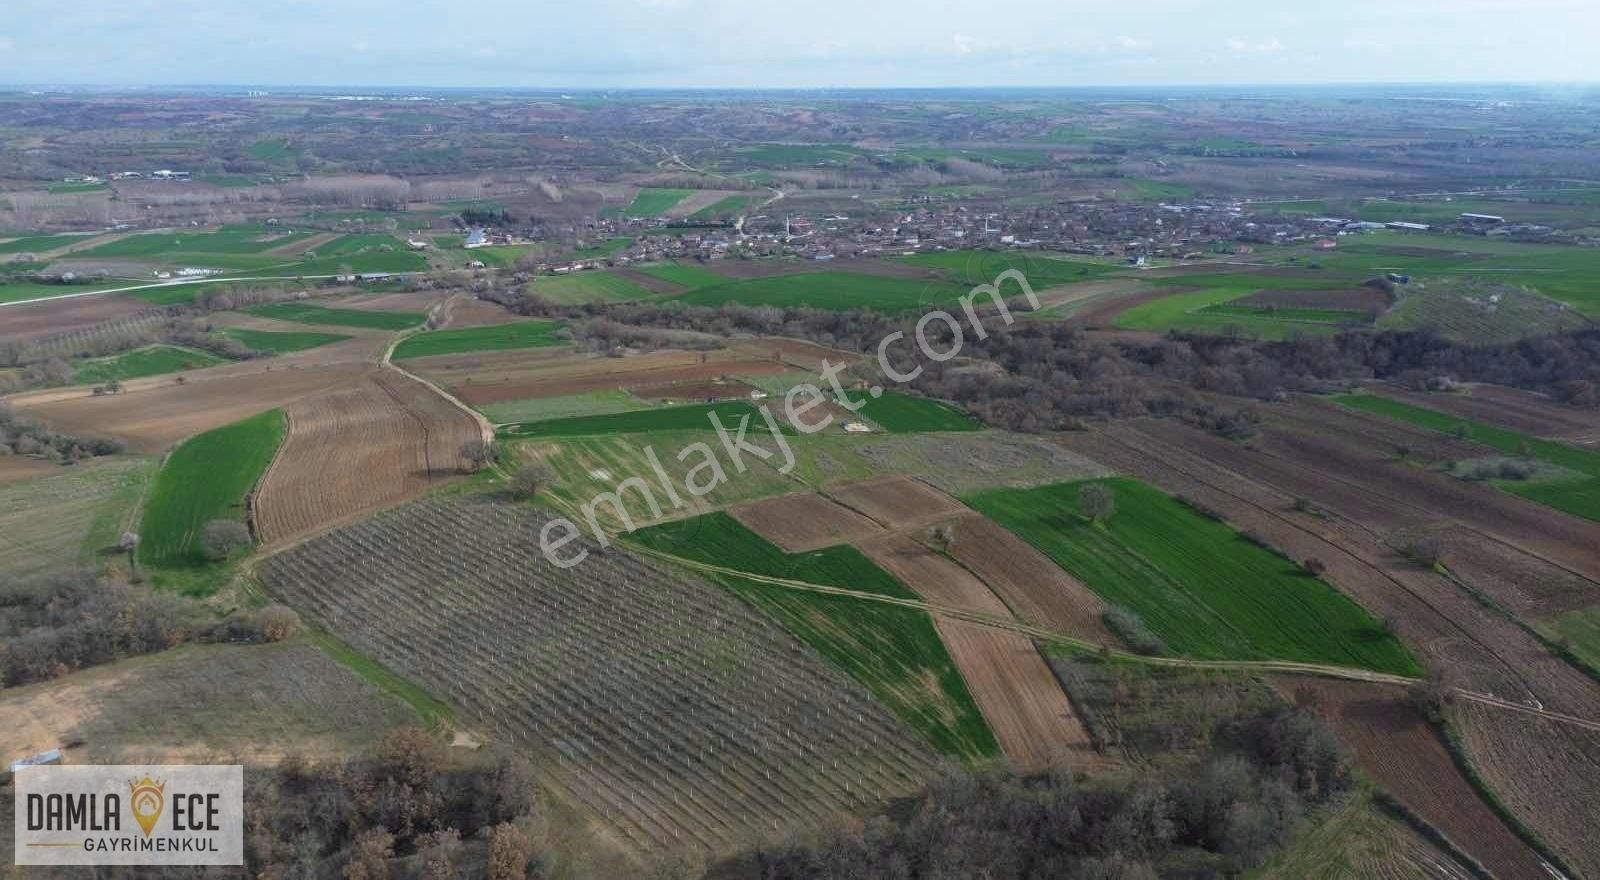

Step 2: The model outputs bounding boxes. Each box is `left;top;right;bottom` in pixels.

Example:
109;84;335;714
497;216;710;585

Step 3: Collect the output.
1225;37;1249;51
1116;35;1151;51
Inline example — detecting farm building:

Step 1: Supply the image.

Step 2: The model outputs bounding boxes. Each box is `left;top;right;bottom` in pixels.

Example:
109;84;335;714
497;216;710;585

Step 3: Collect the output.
464;227;490;248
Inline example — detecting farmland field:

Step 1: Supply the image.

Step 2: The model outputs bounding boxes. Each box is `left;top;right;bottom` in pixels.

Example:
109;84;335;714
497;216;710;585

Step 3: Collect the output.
529;271;654;303
630;512;998;761
1332;392;1600;521
245;301;426;330
673;271;968;312
220;327;351;353
70;344;227;384
966;478;1419;672
851;390;981;432
897;249;1118;288
853;431;1112;494
261;497;943;853
631;261;729;289
391;319;565;360
0;456;154;579
499;400;781;437
137;408;285;570
623;187;694;217
478;389;651;425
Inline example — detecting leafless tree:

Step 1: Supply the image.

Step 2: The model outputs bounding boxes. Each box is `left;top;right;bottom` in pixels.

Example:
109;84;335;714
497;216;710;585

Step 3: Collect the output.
1080;483;1116;524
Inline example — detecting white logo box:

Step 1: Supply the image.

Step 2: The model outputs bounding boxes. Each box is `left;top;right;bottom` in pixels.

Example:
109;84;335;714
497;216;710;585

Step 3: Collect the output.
14;764;243;866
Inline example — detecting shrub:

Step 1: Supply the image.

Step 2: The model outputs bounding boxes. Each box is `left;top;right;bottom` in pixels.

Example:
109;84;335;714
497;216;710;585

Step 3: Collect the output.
1079;482;1116;523
200;519;254;561
1103;604;1167;656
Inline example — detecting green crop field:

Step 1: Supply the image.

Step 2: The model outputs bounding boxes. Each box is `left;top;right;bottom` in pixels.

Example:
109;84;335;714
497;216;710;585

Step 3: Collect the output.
572;237;632;259
220;327;351;353
898;250;1118;288
71;344;227;384
689;195;754;220
852;391;981;432
0;280;127;305
1201;303;1371;324
630;513;998;760
674;271;968;312
1114;271;1363;338
391;319;565;360
624;188;694;217
1332;393;1600;521
632;261;728;289
1542;606;1600;676
138;409;286;573
479;389;650;425
0;233;91;254
529;271;653;304
500;400;785;437
80;228;314;258
966;478;1419;673
244;302;426;330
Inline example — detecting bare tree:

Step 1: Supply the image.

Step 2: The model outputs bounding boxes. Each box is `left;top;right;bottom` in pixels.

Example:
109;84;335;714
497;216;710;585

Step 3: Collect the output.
485;822;532;880
509;462;554;500
1079;483;1116;524
200;520;252;561
461;438;497;473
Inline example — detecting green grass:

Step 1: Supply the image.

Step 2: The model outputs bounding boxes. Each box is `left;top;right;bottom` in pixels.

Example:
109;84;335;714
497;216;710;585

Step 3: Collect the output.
1542;607;1600;676
137;409;286;570
1332;392;1600;521
897;250;1118;288
572;237;632;259
852;391;981;432
245;301;425;330
629;513;998;761
632;261;729;289
1201;303;1371;324
308;630;453;726
80;228;314;258
674;271;969;312
47;182;109;194
689;195;754;220
500;401;785;437
529;271;653;304
71;344;227;384
479;389;650;425
624;188;694;217
0;280;126;304
0;233;93;254
392;319;566;360
1116;177;1196;201
1114;271;1362;338
220;327;351;353
966;478;1419;674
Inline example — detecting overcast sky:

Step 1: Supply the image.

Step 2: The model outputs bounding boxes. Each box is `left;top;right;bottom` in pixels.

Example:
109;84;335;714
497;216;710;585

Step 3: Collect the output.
2;0;1596;88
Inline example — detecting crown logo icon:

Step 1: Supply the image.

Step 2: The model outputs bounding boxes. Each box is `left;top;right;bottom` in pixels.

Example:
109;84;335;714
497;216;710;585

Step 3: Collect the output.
128;776;166;837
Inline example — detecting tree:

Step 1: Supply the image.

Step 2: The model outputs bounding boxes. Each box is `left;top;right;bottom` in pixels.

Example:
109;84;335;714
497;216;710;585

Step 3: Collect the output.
257;605;301;642
486;822;533;880
119;531;141;578
344;828;394;880
509;462;554;500
418;828;463;880
1402;533;1443;568
1080;482;1116;524
200;520;252;561
461;438;497;473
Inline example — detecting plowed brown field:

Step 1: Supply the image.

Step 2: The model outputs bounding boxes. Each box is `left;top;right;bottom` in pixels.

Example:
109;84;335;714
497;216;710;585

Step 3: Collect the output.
941;512;1112;642
1455;698;1600;880
253;368;481;545
1274;678;1551;880
827;475;968;529
856;533;1106;771
728;492;882;552
0;294;151;344
411;348;791;405
1374;384;1600;439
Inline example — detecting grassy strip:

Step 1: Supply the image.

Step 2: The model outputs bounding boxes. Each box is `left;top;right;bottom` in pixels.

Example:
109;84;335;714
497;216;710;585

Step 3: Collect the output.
220;327;351;353
674;271;970;312
529;271;654;304
499;400;789;437
624;188;694;217
896;249;1117;287
392;319;565;360
479;389;650;425
307;629;454;727
71;344;227;384
138;409;286;568
245;301;425;330
629;513;999;761
631;261;729;289
966;478;1420;674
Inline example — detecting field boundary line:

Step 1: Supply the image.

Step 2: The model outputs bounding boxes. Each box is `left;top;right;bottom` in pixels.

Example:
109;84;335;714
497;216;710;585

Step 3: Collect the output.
383;327;496;445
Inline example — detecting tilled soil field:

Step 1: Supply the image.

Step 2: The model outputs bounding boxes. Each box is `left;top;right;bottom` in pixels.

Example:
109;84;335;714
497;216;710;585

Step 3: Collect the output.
1237;286;1394;312
729;492;883;552
427;350;792;405
0;293;151;344
940;512;1112;643
1374;383;1600;440
826;475;969;529
253;368;482;545
1455;698;1600;880
1272;678;1552;880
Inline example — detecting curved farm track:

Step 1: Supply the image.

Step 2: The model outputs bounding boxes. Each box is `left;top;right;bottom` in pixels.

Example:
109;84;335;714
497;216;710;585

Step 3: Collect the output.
253;368;480;546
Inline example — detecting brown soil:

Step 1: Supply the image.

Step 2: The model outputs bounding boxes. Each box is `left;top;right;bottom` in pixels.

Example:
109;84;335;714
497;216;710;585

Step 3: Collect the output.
1272;679;1552;880
439;294;520;328
440;352;792;405
1455;698;1600;880
1436;524;1600;619
826;475;969;530
1237;286;1393;311
0;456;58;484
0;294;151;344
253;368;481;546
858;533;1012;616
661;190;740;219
1375;383;1600;440
327;290;448;313
939;512;1112;643
1073;285;1193;326
729;492;883;552
725;337;861;372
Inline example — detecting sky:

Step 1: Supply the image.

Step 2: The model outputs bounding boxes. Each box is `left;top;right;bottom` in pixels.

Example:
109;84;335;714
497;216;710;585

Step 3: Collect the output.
1;0;1597;89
